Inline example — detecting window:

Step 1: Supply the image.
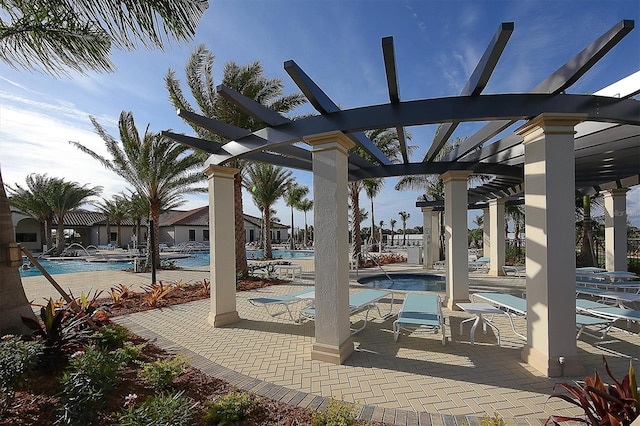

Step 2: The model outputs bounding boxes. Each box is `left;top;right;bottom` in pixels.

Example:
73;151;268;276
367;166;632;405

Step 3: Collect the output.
203;230;209;241
16;233;37;242
188;229;196;241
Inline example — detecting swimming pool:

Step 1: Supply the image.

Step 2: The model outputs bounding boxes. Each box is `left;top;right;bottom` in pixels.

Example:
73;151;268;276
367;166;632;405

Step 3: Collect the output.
357;273;446;291
20;250;313;277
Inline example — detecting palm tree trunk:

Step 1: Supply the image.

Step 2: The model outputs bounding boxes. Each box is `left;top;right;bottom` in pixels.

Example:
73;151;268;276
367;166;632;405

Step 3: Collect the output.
290;206;295;250
349;184;362;259
234;174;248;278
264;207;273;259
303;213;308;247
56;216;65;254
580;195;597;266
0;168;39;334
370;198;376;245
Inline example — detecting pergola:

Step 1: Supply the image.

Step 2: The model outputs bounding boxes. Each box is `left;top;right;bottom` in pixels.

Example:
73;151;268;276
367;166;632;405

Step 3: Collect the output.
164;20;640;377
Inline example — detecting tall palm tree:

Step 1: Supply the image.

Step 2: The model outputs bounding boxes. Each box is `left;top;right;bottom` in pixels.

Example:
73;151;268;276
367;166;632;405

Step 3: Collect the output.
94;195;128;247
6;173;58;250
243;164;292;259
399;211;410;245
284;184;309;249
298;198;313;247
364;178;384;245
390;218;397;246
47;179;102;254
0;0;206;335
71;111;206;269
165;45;307;278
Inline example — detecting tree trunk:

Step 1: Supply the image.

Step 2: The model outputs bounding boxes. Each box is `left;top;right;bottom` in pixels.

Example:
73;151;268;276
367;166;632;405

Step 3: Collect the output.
264;207;273;259
0;168;38;334
303;213;308;247
439;212;445;260
146;204;161;269
289;206;295;250
370;198;376;245
234;174;248;278
349;183;362;259
56;216;65;254
580;195;597;266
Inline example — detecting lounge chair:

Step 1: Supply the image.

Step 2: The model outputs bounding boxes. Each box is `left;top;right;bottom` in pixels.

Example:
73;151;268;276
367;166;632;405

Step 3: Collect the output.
469;257;490;272
392;293;446;345
575;285;640;308
472;292;614;340
502;265;526;277
299;288;394;334
576;299;640;335
248;288;314;321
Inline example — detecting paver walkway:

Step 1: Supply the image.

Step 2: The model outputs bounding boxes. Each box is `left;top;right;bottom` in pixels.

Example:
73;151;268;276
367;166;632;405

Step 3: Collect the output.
22;261;640;425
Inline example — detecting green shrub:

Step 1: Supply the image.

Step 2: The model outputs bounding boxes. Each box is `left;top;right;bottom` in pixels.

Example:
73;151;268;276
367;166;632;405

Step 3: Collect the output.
112;341;146;365
57;346;127;425
203;391;257;425
311;398;360;426
479;413;508;426
117;390;195;426
91;324;129;350
138;354;189;390
0;336;43;413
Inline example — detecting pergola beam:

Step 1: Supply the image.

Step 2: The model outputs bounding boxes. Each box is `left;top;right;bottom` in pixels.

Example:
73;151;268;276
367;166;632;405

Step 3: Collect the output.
382;36;409;163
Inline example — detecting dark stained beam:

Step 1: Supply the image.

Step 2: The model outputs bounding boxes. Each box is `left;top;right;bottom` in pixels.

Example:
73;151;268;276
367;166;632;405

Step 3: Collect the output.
442;19;635;162
424;22;514;162
382;36;409;163
216;85;291;126
284;59;392;166
178;108;250;141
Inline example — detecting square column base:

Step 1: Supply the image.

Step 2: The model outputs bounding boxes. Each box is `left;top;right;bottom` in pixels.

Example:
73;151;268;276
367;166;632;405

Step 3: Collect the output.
208;311;240;327
446;298;470;311
521;345;584;377
311;337;355;364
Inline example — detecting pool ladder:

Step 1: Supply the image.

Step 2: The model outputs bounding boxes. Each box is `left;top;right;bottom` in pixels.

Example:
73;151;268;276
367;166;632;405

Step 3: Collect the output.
355;250;395;285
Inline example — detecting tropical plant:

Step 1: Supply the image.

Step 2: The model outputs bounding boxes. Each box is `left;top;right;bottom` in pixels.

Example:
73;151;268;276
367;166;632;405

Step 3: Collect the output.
5;173;58;250
118;390;195;426
94;195;128;247
121;191;149;248
71;111;206;269
298;198;313;247
243;164;292;259
204;391;258;426
546;356;639;425
284;183;309;249
398;211;410;246
165;45;307;278
140;281;176;307
390;218;397;246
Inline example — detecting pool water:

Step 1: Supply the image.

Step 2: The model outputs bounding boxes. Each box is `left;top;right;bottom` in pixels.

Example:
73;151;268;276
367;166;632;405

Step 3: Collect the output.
358;273;446;291
20;250;313;277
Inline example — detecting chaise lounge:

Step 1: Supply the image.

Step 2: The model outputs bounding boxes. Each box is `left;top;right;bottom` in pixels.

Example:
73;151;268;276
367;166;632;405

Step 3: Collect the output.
393;293;446;345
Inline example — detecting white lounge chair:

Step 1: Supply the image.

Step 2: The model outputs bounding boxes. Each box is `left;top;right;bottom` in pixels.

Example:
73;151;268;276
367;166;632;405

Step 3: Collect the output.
502;265;526;277
299;288;394;334
469;257;490;272
575;285;640;309
248;288;314;321
576;299;640;335
393;293;446;345
472;292;614;340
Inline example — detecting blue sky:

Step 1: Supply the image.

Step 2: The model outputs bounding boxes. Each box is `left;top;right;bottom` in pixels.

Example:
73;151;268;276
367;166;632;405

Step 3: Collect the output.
1;0;639;232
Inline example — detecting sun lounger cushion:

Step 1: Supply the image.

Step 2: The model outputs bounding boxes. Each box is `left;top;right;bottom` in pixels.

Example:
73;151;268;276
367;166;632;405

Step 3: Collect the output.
393;293;446;345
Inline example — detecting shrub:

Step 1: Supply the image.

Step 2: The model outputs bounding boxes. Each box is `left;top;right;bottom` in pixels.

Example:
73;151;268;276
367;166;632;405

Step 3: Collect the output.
203;391;258;425
91;323;130;350
0;336;44;414
311;398;360;426
57;346;127;425
110;284;137;307
138;354;189;390
546;356;639;425
140;281;176;307
117;390;195;426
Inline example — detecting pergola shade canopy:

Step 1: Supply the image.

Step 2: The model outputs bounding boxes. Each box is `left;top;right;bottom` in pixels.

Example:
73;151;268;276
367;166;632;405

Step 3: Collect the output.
164;19;639;209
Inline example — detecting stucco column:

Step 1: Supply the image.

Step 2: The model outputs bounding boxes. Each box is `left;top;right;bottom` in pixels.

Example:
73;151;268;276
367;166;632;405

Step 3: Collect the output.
517;113;586;377
421;207;434;268
442;170;471;310
604;189;628;272
303;131;355;364
482;207;490;258
430;211;440;265
489;199;506;276
204;164;241;327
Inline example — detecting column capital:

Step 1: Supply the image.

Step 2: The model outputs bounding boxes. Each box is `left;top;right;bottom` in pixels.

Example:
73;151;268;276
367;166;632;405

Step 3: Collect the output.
203;164;240;179
605;188;629;197
516;113;587;144
421;206;435;213
303;131;356;154
489;198;506;207
441;170;471;183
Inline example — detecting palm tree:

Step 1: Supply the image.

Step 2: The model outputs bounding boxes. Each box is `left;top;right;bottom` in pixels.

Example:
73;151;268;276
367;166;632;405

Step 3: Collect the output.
0;0;206;335
122;191;149;248
576;194;603;267
378;220;385;250
399;211;410;246
298;198;313;247
390;218;397;246
243;164;292;259
6;173;58;251
284;184;309;249
71;111;206;269
93;198;117;246
165;45;307;278
364;178;384;245
47;179;102;254
94;195;128;247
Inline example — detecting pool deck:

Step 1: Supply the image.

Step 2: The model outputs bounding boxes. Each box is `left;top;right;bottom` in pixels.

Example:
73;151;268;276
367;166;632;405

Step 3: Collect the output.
21;259;640;425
